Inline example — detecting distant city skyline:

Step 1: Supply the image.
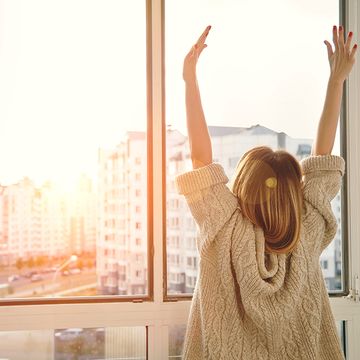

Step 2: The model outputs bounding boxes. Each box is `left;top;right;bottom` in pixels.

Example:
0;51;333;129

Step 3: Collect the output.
0;122;340;189
0;0;340;187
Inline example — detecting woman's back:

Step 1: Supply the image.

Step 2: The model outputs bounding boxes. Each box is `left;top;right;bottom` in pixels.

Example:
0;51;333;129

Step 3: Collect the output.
175;154;345;359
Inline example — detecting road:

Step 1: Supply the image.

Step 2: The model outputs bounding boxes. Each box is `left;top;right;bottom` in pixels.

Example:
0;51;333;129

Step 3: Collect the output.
0;268;97;298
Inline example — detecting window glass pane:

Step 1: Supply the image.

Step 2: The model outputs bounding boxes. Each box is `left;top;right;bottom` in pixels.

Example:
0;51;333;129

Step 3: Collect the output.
166;0;344;295
0;326;146;359
169;324;186;360
169;322;346;359
0;0;147;299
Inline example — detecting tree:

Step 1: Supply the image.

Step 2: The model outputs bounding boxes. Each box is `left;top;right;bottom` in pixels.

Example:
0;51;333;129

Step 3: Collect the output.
27;257;35;268
16;258;24;271
77;259;84;270
35;255;46;267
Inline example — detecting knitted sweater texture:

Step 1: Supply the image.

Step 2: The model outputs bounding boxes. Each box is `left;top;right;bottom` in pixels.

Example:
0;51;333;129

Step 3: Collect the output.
175;154;345;360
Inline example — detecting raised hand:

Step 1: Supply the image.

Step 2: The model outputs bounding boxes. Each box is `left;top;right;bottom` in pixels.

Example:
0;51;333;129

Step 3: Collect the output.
183;25;211;82
324;25;357;83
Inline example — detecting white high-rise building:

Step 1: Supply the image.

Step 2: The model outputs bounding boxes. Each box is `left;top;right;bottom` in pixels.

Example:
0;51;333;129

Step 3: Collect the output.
0;178;69;264
39;180;69;258
0;185;8;265
0;176;101;265
97;131;147;295
66;174;97;255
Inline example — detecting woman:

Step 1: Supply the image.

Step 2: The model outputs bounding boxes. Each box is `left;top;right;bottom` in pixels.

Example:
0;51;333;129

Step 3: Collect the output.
175;25;357;359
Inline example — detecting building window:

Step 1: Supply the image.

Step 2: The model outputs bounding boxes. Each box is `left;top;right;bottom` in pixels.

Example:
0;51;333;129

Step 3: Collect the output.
187;257;191;267
322;260;329;270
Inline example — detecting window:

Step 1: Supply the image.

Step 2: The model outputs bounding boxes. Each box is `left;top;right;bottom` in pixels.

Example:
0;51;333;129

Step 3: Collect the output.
0;327;146;359
165;0;346;297
0;0;148;301
0;1;359;359
186;257;191;267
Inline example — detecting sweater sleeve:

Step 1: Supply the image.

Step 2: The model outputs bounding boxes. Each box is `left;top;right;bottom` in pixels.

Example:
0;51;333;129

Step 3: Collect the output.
174;162;239;255
299;154;345;255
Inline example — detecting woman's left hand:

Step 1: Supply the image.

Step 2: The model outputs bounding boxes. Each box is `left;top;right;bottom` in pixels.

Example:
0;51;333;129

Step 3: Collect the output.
183;25;211;82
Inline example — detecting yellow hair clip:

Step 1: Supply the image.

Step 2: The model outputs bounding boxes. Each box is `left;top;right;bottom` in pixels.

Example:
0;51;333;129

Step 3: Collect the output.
265;177;277;188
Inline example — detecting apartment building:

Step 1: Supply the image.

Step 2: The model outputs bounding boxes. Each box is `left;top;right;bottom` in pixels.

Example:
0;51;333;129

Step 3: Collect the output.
0;186;7;265
0;178;68;264
66;174;97;255
0;176;97;265
97;131;147;295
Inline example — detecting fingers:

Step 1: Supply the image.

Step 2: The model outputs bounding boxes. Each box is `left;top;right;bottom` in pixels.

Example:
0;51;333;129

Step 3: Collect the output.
198;44;208;55
345;30;357;61
338;26;345;52
350;43;358;60
334;25;357;58
195;25;211;47
188;25;211;60
332;25;339;53
345;30;353;53
331;25;357;59
324;40;333;59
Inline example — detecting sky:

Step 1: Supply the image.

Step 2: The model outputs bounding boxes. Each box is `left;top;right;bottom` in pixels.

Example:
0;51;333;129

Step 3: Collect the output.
0;0;341;188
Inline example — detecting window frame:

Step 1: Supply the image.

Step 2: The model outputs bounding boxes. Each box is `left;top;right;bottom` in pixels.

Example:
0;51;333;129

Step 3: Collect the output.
0;0;359;359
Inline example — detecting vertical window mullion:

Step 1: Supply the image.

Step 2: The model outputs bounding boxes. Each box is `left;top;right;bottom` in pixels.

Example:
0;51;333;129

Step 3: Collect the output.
150;0;166;304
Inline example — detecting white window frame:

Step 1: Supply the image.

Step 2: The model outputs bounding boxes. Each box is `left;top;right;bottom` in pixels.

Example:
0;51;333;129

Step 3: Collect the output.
0;0;359;359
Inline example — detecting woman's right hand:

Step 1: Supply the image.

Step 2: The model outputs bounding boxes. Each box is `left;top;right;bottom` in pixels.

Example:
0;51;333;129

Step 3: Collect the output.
183;25;211;82
324;25;357;83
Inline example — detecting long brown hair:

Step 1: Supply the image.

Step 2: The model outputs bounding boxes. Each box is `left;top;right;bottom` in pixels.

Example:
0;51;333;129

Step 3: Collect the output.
228;146;303;254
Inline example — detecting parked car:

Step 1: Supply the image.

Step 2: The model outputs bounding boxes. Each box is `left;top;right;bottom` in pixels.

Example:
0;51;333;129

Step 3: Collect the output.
24;271;38;279
41;267;55;274
8;275;20;282
30;274;43;282
69;268;81;275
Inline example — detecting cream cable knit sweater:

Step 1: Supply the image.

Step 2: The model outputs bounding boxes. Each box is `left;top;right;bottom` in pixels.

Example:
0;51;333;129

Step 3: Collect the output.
175;154;345;360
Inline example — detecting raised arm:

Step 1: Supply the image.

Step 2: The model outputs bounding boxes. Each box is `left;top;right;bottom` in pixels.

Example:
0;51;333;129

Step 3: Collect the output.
183;25;212;169
312;25;357;156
